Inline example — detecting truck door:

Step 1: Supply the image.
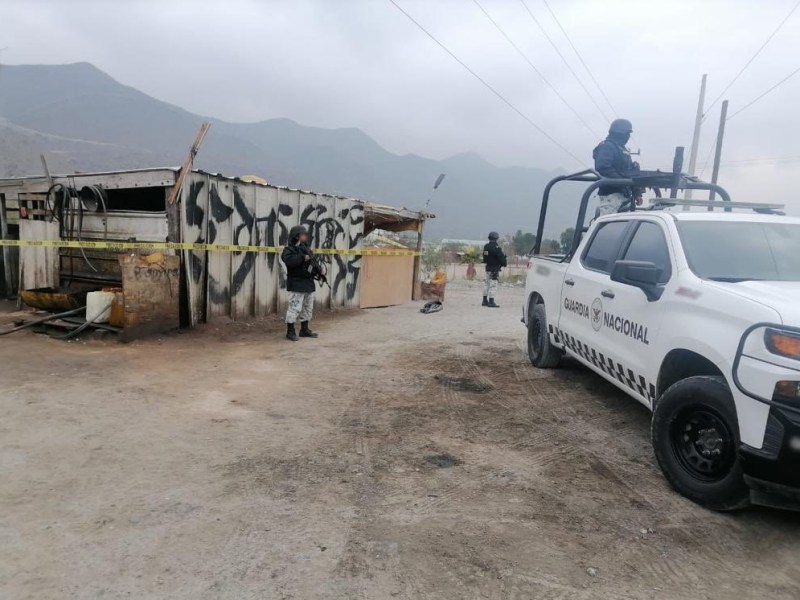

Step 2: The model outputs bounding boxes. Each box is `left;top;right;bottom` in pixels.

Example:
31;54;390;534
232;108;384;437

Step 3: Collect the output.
558;219;631;371
558;218;667;407
600;220;671;406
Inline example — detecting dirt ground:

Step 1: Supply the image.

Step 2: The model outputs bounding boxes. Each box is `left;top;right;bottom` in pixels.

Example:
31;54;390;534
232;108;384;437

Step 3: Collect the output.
1;284;799;600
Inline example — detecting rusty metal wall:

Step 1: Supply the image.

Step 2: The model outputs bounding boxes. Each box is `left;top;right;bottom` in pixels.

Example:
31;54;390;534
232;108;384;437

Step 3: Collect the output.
180;172;364;325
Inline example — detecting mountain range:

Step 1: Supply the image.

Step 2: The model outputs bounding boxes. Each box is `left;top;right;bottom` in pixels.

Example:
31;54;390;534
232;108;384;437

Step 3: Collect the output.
0;62;576;240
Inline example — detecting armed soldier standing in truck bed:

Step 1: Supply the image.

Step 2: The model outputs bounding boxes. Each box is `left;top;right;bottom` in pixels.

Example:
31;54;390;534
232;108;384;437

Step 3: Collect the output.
482;231;507;308
281;225;320;342
593;118;642;216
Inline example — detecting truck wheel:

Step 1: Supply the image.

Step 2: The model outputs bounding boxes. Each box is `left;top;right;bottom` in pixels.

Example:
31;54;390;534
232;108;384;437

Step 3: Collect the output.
528;303;562;368
651;376;749;511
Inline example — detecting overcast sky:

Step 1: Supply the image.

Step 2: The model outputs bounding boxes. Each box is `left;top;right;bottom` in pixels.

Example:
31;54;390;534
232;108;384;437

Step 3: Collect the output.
3;0;800;205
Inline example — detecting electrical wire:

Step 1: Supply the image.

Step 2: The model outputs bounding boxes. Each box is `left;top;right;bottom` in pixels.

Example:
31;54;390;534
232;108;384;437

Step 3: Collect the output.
75;194;98;273
699;62;800;176
518;0;610;125
704;0;800;119
727;64;800;120
697;140;717;178
472;0;601;139
541;0;617;118
387;0;585;166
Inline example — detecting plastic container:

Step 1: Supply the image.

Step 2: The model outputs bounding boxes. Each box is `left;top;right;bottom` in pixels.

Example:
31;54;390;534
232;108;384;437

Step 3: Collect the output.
85;291;115;324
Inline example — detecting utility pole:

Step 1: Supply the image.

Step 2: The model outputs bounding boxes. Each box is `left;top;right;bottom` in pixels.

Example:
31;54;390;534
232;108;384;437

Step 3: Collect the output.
708;100;728;207
684;74;707;204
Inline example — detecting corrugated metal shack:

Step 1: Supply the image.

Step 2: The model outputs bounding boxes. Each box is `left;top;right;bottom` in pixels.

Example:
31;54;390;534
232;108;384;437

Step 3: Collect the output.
0;168;430;328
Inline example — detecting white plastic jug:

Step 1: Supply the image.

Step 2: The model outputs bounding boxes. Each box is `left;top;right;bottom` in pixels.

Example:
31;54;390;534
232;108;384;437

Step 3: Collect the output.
86;291;115;324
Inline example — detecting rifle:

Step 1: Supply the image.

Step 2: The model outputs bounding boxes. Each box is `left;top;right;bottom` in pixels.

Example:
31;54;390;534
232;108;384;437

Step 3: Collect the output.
309;253;330;289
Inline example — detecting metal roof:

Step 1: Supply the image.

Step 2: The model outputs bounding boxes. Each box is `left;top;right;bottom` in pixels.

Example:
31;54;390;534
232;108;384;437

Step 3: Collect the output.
0;166;432;222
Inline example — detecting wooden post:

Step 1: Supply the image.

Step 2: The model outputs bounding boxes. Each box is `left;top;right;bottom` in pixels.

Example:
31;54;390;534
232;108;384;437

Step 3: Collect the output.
0;194;14;298
708;100;728;207
167;122;210;206
412;220;424;300
40;154;54;190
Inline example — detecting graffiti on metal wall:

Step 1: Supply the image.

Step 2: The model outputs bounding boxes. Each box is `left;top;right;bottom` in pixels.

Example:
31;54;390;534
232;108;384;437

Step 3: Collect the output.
300;201;363;303
182;175;362;322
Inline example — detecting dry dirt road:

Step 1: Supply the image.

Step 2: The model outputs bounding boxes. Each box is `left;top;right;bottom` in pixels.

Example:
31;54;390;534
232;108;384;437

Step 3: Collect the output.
1;284;799;599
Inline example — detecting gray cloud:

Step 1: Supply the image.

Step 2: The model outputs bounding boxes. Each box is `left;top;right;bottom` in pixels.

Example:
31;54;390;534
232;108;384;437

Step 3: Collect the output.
2;0;799;208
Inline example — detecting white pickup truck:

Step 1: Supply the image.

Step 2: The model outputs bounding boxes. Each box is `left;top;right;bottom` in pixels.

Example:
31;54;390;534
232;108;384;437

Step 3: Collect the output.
524;172;800;511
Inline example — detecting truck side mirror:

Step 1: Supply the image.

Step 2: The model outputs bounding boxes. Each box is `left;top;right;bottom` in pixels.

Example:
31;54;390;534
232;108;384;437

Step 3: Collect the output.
610;260;664;302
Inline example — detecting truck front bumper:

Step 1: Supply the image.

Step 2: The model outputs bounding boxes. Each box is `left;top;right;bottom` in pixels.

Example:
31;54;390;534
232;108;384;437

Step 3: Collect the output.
740;406;800;510
733;323;800;509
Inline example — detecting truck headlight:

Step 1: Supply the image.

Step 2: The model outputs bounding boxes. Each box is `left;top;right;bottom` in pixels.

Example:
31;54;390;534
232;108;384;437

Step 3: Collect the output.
765;328;800;360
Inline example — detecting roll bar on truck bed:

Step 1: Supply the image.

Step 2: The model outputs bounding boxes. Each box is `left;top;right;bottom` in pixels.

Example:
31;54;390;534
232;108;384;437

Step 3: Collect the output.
533;146;733;256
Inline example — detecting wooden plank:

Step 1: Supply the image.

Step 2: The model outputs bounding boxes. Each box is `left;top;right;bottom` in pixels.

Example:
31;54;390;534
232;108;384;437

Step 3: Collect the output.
345;203;365;308
18;220;59;291
412;221;424;301
330;197;350;308
168;122;210;205
181;172;209;326
230;182;256;320
276;189;300;317
359;254;414;308
206;178;233;319
313;193;339;310
298;192;325;311
254;185;280;316
0;193;14;297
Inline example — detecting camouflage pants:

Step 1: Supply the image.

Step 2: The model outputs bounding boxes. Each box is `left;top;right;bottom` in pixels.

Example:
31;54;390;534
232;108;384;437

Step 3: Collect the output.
597;192;628;216
483;271;499;299
285;291;314;324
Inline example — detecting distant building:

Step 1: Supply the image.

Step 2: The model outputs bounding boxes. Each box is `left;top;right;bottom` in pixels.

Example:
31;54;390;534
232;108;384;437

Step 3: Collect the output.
438;239;486;248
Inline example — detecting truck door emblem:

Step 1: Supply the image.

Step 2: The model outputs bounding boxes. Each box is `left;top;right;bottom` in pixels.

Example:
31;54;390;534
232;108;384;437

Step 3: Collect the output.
591;298;603;332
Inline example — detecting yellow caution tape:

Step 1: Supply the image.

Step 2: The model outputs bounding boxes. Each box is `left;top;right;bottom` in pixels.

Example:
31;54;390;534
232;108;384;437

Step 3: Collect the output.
0;238;420;257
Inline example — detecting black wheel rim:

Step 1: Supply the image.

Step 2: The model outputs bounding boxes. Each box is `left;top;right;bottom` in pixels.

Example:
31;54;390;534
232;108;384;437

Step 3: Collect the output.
529;316;543;360
669;405;736;482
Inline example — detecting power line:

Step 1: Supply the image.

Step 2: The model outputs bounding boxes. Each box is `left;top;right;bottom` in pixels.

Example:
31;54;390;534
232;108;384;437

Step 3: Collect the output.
471;0;601;139
704;0;800;119
387;0;584;166
541;0;616;118
700;63;800;174
517;0;609;126
727;64;800;120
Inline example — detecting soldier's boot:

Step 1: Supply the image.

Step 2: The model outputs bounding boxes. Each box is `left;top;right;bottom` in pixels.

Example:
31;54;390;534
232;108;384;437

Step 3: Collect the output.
299;321;319;338
487;298;500;308
286;323;299;342
482;296;489;307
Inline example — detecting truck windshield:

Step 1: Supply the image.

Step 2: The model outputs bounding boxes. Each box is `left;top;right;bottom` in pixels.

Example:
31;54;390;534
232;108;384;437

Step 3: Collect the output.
678;221;800;282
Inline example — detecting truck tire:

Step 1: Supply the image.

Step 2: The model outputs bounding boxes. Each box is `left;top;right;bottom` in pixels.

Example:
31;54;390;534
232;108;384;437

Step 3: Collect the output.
651;376;749;511
528;303;562;368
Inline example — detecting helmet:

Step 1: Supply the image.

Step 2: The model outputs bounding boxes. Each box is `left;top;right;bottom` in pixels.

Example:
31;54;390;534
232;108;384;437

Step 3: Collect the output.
488;231;499;240
609;119;633;135
288;225;308;242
